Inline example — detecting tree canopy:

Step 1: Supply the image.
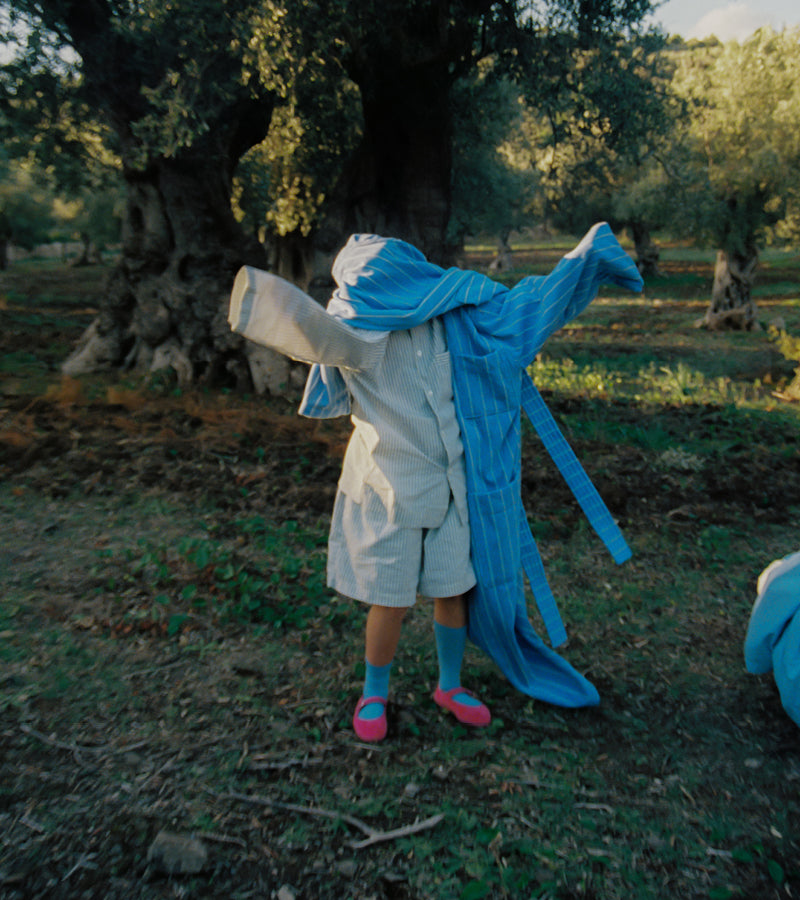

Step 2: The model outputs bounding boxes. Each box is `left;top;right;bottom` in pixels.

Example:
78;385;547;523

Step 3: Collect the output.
671;29;800;253
0;0;663;388
521;29;678;273
669;28;800;327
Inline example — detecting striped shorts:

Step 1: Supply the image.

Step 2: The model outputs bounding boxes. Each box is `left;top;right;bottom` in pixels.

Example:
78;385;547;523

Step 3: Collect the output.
327;485;476;608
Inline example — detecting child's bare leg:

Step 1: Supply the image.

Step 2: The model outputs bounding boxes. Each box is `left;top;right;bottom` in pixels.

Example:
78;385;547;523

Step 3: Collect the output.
433;593;491;725
365;604;407;666
433;593;467;629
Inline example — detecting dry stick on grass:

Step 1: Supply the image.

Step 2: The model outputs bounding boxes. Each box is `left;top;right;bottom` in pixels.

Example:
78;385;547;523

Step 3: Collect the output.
223;791;445;850
62;853;99;882
199;831;248;850
247;756;328;772
348;815;446;851
20;723;148;756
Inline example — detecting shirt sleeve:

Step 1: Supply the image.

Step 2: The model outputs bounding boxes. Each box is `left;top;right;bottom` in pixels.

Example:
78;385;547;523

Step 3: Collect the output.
228;266;387;372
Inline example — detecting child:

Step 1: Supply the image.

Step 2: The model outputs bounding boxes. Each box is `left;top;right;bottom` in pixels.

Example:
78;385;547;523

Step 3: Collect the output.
230;251;490;741
229;225;643;741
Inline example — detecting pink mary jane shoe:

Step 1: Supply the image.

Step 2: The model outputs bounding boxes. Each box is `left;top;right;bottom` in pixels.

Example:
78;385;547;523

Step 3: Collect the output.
433;686;491;727
353;696;388;742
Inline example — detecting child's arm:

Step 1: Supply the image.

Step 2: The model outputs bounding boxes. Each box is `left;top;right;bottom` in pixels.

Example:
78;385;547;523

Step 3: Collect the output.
506;223;644;366
228;266;386;372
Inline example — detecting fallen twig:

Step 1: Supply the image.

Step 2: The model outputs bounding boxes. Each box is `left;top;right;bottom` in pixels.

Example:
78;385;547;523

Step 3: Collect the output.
573;802;614;814
20;814;46;833
247;744;331;772
222;791;444;849
248;756;327;772
121;657;186;681
349;814;445;850
137;753;181;792
62;853;98;882
199;831;248;850
20;723;148;757
224;791;376;835
352;741;391;752
21;724;95;754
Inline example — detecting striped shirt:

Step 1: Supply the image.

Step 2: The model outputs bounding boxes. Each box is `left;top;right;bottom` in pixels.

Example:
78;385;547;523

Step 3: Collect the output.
228;268;467;527
336;319;468;528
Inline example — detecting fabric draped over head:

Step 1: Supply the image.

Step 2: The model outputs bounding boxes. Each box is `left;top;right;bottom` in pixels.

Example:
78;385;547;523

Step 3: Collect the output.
301;234;506;417
327;233;497;327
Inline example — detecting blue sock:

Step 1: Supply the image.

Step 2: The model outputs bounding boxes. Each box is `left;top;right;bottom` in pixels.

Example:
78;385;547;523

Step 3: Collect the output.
359;660;392;721
434;621;481;707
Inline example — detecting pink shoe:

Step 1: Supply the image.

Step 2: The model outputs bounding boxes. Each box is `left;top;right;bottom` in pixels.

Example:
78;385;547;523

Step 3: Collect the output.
433;686;491;727
353;696;388;742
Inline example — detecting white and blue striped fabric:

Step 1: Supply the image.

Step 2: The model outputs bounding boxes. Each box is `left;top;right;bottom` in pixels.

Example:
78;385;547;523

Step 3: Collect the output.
301;223;644;707
745;551;800;727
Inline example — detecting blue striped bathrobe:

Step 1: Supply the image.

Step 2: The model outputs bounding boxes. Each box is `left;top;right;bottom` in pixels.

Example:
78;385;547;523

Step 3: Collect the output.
299;222;643;708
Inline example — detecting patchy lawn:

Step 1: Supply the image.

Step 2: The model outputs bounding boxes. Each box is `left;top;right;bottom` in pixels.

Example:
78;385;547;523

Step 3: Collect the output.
1;249;799;899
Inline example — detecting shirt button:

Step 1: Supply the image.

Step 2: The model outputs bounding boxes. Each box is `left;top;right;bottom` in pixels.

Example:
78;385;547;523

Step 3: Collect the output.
417;350;423;357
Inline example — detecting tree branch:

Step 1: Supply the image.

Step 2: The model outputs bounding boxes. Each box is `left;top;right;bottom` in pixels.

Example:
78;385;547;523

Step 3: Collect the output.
222;791;445;849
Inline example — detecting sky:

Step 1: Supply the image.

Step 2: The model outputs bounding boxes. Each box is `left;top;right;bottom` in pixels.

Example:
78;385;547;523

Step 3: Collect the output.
2;3;798;62
651;0;800;40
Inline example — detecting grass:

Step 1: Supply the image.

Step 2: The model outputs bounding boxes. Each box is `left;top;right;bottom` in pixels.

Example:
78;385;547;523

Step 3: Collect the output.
115;515;335;631
1;242;800;899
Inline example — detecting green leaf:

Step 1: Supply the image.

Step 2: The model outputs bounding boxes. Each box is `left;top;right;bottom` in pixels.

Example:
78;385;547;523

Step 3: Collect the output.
167;614;188;636
215;563;236;581
477;828;500;844
181;584;197;601
767;859;785;884
460;881;491;900
191;545;210;568
708;888;735;900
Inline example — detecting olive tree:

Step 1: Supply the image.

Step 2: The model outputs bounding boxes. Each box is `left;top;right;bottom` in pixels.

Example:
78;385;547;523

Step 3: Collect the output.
0;158;58;267
2;0;277;385
514;28;677;277
671;29;800;329
2;0;660;390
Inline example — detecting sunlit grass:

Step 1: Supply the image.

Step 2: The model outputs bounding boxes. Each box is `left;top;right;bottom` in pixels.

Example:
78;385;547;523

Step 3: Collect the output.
753;283;800;298
528;355;793;410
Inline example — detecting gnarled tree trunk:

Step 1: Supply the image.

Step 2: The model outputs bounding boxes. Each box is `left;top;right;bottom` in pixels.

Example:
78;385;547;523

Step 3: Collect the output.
488;230;514;273
631;220;660;279
339;71;454;265
68;232;102;268
45;0;282;392
700;248;759;331
328;0;497;268
267;46;460;302
63;152;275;390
